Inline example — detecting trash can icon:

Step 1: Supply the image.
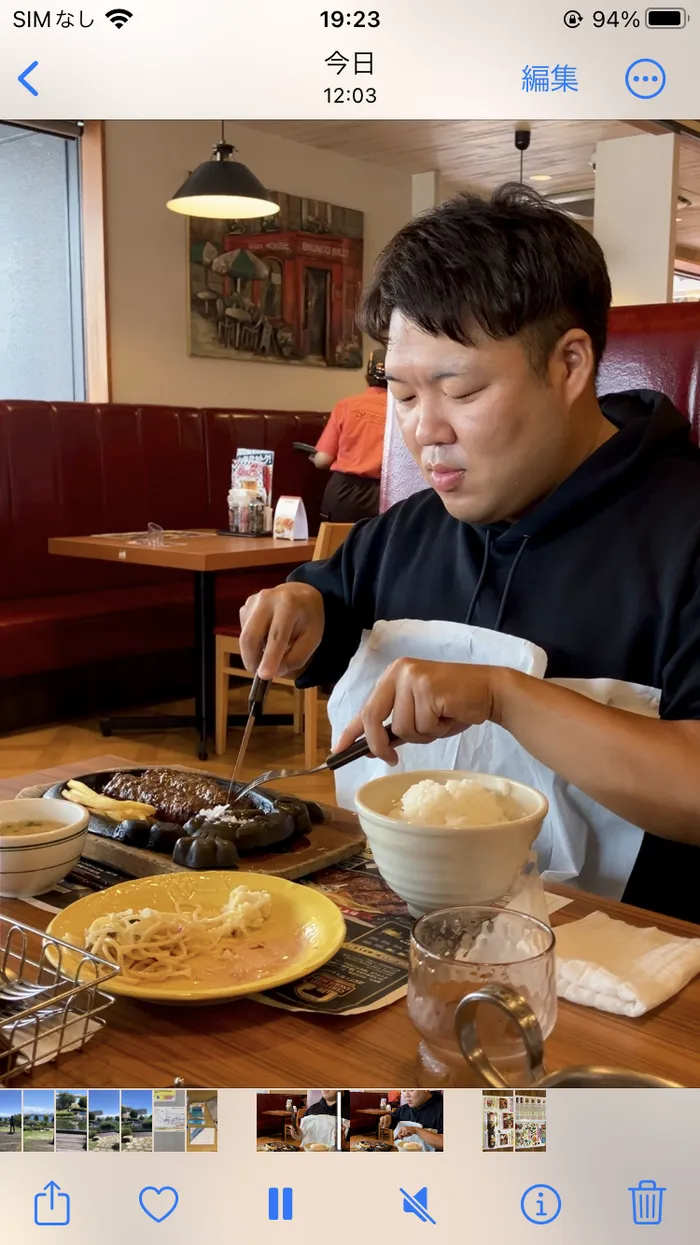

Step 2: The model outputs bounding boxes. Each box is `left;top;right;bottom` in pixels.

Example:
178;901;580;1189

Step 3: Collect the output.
629;1179;666;1225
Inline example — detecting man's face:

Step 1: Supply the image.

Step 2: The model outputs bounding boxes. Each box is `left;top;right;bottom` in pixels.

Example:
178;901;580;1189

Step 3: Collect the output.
386;312;588;525
321;1090;337;1105
404;1090;431;1108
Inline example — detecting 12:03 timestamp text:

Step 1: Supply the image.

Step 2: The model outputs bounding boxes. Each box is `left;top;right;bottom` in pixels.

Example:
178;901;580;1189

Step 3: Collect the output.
324;87;377;102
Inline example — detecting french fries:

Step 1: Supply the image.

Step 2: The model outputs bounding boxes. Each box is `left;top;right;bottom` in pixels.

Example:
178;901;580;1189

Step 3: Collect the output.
61;779;155;822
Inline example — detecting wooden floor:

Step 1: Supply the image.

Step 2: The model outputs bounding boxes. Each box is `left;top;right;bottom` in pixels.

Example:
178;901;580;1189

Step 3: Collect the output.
0;683;338;803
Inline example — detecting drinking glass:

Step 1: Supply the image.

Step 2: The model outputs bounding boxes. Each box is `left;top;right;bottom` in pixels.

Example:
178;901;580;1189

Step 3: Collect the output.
407;906;556;1088
146;522;164;547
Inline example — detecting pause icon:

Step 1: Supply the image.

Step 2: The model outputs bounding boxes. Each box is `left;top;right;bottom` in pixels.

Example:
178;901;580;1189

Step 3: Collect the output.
268;1188;293;1221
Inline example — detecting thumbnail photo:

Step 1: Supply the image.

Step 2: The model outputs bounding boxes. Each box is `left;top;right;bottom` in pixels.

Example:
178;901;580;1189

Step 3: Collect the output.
151;1088;218;1152
120;1090;153;1152
0;1089;22;1153
344;1090;444;1151
187;1089;218;1152
55;1090;88;1152
482;1090;547;1152
88;1090;121;1152
154;1088;187;1152
22;1090;55;1153
257;1090;343;1151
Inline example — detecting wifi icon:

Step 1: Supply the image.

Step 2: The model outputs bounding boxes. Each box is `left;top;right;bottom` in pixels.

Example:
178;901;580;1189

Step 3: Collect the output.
105;7;133;26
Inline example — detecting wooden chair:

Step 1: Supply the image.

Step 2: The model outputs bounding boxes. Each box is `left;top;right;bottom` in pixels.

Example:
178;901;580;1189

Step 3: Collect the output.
284;1104;306;1141
214;521;353;764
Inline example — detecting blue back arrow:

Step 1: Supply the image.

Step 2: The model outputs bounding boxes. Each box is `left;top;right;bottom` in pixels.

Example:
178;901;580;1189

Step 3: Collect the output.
18;61;39;95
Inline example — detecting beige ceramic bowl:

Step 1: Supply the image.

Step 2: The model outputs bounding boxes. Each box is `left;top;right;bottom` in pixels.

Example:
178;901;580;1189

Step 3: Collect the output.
354;770;548;917
0;798;89;898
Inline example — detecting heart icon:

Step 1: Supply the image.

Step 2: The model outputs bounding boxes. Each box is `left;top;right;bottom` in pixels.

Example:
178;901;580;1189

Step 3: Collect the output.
139;1186;179;1223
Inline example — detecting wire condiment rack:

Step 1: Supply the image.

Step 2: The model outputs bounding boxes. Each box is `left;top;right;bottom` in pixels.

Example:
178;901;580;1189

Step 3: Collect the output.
0;913;119;1084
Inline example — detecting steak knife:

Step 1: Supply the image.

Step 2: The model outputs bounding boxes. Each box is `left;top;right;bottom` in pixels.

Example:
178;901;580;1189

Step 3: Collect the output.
227;674;270;798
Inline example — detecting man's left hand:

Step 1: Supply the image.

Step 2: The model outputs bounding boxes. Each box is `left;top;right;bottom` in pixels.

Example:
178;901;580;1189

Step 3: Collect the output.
334;659;497;763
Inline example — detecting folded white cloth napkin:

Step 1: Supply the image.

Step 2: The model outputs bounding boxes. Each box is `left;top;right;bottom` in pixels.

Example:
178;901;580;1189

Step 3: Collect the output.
555;911;700;1017
299;1112;336;1150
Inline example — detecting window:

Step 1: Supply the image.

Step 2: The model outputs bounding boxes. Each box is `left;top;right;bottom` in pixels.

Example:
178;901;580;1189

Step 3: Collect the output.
673;271;700;303
0;121;85;400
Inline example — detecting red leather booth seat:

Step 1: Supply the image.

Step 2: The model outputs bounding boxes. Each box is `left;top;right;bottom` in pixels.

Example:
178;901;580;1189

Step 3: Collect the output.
0;402;328;684
379;301;700;512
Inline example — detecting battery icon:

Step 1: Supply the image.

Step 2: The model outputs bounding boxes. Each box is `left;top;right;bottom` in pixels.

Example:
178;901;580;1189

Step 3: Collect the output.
646;7;686;24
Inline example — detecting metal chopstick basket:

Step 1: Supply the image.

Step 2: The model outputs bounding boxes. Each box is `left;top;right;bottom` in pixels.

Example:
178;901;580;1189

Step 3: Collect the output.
454;983;683;1088
0;914;119;1084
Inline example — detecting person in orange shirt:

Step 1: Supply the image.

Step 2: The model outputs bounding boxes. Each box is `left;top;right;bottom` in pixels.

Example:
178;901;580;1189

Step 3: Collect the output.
312;349;388;523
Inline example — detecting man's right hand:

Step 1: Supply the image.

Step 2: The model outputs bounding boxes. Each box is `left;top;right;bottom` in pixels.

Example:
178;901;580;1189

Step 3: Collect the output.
239;582;325;680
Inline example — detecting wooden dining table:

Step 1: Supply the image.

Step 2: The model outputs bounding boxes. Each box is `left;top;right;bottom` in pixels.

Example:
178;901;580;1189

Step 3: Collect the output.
3;883;699;1090
48;530;317;759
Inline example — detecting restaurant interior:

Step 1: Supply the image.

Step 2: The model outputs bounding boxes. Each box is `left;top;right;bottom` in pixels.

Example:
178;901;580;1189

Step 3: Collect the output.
256;1091;344;1150
1;117;700;1093
342;1090;444;1151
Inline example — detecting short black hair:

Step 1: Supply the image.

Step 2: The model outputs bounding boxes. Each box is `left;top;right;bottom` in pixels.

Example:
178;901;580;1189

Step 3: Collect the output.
358;184;612;372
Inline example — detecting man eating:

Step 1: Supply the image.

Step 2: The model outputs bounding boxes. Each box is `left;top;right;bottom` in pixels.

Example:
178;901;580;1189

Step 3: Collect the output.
239;185;700;923
380;1089;444;1151
303;1089;339;1118
293;1090;340;1150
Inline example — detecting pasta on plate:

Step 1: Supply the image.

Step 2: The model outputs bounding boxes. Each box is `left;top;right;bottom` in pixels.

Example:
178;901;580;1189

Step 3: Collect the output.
83;885;271;983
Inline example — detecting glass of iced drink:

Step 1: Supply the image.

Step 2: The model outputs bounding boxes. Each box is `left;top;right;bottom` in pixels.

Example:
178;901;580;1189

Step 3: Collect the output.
408;906;556;1088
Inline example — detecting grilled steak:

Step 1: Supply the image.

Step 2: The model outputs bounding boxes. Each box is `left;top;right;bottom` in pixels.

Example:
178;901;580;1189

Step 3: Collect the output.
102;768;248;824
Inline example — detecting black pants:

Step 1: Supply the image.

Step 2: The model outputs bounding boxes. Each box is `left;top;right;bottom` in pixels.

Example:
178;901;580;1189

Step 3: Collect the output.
321;471;380;524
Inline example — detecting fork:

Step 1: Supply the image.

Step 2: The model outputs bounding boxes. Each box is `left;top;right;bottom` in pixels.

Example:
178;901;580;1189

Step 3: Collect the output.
232;728;400;803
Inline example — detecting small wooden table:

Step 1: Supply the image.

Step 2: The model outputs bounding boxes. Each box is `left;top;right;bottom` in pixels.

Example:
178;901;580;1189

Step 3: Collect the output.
48;531;316;758
358;1106;391;1138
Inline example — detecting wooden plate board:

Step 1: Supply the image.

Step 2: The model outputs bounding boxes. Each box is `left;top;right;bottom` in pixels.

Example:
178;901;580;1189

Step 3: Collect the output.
17;766;365;882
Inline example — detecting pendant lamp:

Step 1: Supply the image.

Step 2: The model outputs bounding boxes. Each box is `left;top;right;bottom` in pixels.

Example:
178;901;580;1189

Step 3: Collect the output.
167;122;280;220
514;126;531;183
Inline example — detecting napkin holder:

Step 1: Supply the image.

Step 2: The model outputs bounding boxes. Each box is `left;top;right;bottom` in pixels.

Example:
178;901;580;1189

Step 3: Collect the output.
273;496;308;541
454;983;683;1088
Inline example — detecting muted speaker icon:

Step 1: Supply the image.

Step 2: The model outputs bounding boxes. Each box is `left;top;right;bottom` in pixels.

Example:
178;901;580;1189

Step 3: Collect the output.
400;1187;436;1225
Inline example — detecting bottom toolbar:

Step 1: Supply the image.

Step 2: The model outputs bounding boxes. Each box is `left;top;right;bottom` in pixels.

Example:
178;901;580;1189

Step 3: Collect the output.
1;1088;691;1242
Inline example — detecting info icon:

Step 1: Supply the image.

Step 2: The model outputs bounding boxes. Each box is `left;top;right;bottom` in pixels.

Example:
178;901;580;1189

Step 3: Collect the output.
520;1184;562;1225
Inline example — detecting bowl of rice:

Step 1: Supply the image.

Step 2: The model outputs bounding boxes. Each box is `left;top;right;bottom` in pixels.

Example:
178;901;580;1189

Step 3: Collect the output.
354;771;548;916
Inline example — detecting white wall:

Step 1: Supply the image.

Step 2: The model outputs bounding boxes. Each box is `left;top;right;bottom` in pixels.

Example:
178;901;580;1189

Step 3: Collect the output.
104;122;412;410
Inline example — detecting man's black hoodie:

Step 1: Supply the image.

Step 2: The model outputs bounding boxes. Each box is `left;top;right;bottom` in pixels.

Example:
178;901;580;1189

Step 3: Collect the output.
289;391;700;922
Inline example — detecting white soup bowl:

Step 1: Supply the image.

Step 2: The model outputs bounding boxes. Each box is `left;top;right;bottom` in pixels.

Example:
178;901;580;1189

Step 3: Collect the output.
0;798;89;898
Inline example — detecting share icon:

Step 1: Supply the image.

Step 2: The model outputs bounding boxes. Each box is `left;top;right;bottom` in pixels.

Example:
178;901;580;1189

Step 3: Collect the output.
400;1187;436;1225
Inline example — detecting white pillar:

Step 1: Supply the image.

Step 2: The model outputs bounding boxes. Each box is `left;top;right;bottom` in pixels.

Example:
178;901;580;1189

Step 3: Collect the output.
412;171;439;216
592;133;679;305
411;172;460;216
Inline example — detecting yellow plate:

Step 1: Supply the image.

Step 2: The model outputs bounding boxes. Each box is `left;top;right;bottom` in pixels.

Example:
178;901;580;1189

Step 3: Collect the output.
46;871;346;1004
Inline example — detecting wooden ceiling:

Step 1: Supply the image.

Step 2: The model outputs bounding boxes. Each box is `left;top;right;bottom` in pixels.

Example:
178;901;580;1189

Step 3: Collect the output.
245;119;700;255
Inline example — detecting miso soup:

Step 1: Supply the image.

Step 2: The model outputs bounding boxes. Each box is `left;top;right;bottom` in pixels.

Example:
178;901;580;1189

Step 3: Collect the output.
0;819;64;837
